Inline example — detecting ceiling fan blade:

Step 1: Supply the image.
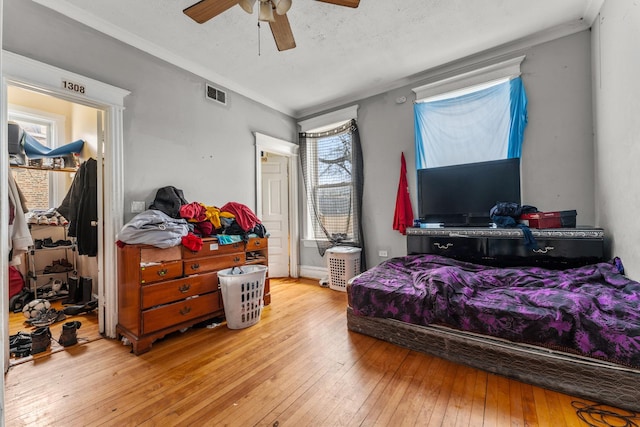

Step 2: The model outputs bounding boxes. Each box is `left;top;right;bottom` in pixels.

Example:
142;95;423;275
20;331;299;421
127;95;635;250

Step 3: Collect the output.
183;0;240;24
316;0;360;7
269;13;296;51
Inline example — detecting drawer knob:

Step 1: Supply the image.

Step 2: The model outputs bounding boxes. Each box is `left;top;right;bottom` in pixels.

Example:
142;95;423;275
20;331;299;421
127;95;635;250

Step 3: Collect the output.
179;307;192;316
533;246;555;254
233;256;240;262
434;242;453;250
157;269;168;277
191;263;200;270
178;284;191;293
254;241;261;246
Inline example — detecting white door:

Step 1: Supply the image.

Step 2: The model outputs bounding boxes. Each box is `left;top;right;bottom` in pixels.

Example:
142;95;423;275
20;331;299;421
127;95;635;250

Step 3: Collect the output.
261;153;289;277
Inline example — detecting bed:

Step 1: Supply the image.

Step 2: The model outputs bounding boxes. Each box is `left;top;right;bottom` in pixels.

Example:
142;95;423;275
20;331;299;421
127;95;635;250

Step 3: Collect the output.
346;253;640;411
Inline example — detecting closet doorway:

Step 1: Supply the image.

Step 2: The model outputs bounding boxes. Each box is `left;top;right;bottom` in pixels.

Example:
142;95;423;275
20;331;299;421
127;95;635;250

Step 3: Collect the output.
8;85;102;347
2;52;129;373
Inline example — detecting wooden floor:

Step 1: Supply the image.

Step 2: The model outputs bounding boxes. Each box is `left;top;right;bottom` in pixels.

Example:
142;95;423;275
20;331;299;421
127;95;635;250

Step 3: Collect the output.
8;299;102;366
5;278;635;426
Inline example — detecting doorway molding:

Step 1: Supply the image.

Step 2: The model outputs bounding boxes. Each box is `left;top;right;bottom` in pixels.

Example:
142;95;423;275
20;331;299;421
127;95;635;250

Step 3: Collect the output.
2;50;130;340
254;132;299;278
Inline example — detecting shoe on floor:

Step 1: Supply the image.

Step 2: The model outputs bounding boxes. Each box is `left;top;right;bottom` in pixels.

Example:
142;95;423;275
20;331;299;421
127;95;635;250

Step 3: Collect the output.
31;327;51;354
58;321;82;347
63;300;98;316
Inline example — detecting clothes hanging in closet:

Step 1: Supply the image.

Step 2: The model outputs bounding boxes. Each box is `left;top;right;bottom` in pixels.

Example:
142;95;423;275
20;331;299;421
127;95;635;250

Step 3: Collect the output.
58;158;98;256
8;171;33;264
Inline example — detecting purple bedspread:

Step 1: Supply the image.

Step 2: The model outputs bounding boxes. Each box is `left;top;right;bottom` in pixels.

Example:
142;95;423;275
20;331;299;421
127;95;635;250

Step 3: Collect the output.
349;255;640;367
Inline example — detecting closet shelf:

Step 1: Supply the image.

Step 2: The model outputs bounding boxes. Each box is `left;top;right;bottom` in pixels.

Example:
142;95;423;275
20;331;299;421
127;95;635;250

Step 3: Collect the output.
11;164;78;173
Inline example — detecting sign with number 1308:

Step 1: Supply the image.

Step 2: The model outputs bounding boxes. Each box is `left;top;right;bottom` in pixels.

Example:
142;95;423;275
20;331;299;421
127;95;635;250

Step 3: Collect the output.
62;79;85;94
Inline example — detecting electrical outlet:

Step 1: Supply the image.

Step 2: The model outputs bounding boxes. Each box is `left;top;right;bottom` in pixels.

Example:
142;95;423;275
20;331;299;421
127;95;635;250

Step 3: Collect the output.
131;201;145;213
378;250;388;257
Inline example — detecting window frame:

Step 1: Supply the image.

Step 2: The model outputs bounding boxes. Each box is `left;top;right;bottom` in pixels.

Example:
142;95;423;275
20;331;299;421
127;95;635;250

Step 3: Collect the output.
412;55;525;102
305;132;355;242
8;104;67;208
298;105;358;243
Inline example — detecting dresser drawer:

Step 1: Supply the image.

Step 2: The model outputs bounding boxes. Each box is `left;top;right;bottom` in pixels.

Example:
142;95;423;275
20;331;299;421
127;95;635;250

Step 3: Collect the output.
142;292;221;334
140;260;183;284
408;236;486;261
183;252;246;275
141;272;218;309
140;246;181;263
182;238;244;259
487;237;604;267
246;237;267;251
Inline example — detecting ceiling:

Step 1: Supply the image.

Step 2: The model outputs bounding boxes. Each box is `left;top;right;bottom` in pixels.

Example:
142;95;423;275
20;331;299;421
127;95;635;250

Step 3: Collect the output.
32;0;602;118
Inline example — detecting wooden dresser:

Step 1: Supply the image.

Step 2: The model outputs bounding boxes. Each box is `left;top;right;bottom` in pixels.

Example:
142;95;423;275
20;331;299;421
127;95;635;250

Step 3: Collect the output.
116;236;268;355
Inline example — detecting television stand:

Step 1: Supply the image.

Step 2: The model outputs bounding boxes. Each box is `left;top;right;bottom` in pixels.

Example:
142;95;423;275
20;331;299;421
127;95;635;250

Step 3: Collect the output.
406;226;605;269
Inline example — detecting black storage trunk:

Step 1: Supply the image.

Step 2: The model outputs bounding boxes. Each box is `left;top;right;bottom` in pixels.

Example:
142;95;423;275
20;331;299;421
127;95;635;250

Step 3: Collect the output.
560;210;577;228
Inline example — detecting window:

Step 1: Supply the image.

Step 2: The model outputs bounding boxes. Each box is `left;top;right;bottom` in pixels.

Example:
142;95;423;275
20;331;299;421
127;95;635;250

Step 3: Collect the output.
9;107;66;209
412;56;527;169
306;130;355;241
298;106;365;261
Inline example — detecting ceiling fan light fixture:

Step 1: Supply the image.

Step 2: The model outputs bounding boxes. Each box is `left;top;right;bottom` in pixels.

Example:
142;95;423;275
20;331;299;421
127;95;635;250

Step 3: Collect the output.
239;0;257;14
258;1;276;22
275;0;292;15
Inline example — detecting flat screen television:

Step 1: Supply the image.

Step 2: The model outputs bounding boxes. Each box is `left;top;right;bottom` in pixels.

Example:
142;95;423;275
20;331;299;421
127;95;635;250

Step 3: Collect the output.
417;158;521;226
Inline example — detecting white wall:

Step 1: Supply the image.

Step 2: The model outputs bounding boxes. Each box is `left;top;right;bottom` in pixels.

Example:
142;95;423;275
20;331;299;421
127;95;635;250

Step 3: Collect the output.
592;0;640;279
3;1;297;224
301;31;596;271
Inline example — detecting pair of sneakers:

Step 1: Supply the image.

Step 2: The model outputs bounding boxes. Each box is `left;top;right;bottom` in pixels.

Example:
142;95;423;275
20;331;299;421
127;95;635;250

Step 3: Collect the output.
9;332;32;358
45;213;69;226
37;238;73;248
26;209;69;226
26;307;66;327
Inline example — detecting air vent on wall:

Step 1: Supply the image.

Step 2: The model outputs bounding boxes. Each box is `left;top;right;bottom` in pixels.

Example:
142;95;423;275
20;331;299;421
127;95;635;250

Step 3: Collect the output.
205;83;227;105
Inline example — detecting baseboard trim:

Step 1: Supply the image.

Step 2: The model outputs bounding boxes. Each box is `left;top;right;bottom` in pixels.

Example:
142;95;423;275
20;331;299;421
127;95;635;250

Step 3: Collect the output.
299;265;327;280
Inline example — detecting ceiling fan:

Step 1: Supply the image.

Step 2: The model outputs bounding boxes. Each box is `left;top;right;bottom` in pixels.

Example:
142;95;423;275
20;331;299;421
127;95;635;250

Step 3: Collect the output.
183;0;360;52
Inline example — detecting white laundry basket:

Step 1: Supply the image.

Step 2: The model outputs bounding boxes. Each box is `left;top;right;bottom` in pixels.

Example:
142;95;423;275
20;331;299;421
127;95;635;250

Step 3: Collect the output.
326;246;362;292
218;265;268;329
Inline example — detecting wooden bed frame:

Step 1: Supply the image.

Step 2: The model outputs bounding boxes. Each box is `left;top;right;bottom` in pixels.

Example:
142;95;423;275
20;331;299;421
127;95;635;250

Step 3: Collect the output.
346;305;640;411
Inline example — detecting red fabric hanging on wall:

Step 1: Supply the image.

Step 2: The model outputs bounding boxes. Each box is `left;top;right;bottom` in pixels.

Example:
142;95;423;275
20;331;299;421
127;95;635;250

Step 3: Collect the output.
393;152;414;235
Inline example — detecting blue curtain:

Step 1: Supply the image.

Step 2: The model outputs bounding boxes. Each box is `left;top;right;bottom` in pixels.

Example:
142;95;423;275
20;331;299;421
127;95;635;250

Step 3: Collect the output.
414;77;527;169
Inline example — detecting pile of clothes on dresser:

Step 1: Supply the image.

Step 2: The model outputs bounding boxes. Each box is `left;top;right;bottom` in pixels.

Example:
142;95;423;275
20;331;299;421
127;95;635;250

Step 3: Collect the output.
116;186;268;250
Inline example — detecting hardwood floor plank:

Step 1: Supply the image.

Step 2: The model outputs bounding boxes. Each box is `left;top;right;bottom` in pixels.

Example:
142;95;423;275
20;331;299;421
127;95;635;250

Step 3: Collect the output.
508;378;524;426
5;278;635;426
520;383;540;427
495;375;513;426
417;357;459;425
483;373;500;427
532;384;553;427
343;345;414;426
448;364;479;427
372;351;427;426
392;352;437;427
469;370;488;426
